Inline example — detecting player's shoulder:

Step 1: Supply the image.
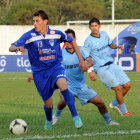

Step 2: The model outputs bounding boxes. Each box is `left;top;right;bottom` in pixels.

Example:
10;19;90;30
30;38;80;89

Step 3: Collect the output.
49;26;65;35
23;28;37;38
100;31;108;36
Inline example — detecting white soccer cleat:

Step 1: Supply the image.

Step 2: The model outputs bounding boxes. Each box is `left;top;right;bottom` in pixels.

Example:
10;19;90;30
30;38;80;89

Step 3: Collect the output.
108;120;120;126
109;103;122;115
52;115;60;125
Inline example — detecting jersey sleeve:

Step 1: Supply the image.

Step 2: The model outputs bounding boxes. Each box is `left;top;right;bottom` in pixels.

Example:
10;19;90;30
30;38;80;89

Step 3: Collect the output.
104;32;113;45
79;46;91;60
84;38;92;54
60;31;73;43
11;32;29;48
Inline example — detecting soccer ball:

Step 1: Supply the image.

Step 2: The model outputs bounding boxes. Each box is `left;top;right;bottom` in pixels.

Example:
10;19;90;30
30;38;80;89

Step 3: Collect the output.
10;119;28;135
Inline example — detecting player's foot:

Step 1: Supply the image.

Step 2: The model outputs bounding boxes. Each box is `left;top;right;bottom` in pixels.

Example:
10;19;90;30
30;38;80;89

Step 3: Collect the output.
52;114;60;125
123;111;133;116
109;103;122;115
73;116;83;129
108;120;120;126
44;120;52;130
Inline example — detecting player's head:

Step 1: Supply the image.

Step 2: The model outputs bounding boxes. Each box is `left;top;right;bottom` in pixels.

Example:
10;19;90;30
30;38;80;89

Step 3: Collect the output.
33;10;48;33
65;29;76;51
89;17;101;36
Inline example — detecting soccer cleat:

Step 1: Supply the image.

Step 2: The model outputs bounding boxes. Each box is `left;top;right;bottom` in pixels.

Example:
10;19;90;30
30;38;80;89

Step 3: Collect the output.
123;111;133;116
52;114;60;125
44;120;52;130
108;120;120;126
73;116;83;129
109;103;122;115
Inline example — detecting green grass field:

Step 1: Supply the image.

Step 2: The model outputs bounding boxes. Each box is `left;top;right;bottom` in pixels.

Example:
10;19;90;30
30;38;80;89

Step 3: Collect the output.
0;72;140;140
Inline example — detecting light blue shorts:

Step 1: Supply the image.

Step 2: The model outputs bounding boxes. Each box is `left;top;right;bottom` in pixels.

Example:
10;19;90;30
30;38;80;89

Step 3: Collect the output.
97;63;130;89
68;84;97;106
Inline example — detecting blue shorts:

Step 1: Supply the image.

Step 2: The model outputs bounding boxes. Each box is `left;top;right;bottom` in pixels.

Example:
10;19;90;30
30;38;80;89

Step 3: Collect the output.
68;84;97;106
97;63;130;89
33;64;66;102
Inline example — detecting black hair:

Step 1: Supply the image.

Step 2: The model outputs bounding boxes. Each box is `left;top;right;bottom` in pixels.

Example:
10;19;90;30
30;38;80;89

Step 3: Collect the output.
65;29;76;38
89;17;100;25
33;10;48;20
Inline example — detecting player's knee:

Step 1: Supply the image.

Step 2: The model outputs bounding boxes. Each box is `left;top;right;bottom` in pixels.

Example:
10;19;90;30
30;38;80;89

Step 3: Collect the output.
124;82;131;90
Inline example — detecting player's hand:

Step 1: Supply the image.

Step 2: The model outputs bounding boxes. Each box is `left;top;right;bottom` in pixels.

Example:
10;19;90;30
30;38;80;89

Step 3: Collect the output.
27;75;33;83
79;60;88;72
118;45;124;51
89;72;96;81
17;47;25;55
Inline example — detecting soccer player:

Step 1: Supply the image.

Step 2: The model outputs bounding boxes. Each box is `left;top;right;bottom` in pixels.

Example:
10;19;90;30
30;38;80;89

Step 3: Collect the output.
9;10;88;130
84;17;132;116
52;29;119;126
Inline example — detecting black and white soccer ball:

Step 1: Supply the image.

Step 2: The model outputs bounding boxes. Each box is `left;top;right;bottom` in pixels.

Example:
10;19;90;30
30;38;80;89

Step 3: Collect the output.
10;119;28;135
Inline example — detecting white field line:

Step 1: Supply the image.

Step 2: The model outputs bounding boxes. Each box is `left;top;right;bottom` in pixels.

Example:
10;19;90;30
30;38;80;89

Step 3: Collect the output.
2;130;140;140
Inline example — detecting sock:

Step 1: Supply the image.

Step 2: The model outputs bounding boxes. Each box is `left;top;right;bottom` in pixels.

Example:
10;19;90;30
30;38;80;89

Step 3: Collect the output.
112;98;119;106
120;103;127;114
54;107;63;117
43;105;53;121
61;89;78;118
102;112;111;124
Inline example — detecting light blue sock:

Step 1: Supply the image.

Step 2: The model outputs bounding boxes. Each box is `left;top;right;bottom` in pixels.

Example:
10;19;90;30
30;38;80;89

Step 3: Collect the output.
112;98;119;106
61;89;78;118
102;112;111;124
120;103;127;114
43;105;53;121
54;107;62;117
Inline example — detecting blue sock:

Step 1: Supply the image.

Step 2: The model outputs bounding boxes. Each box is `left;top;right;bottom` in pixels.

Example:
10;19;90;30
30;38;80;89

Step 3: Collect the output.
120;103;127;114
43;105;53;121
102;112;111;124
55;107;62;117
61;89;78;118
112;98;119;106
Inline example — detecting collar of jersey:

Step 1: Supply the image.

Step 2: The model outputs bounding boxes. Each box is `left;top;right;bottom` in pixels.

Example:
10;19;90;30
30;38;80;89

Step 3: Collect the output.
90;33;100;38
65;47;75;54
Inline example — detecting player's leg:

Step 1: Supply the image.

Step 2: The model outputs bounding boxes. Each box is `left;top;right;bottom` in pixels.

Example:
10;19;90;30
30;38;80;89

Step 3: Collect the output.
44;97;53;130
88;95;119;125
53;94;66;125
109;65;132;115
56;78;83;128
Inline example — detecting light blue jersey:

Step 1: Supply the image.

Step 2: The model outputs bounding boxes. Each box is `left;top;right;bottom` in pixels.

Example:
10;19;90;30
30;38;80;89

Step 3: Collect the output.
84;31;113;72
62;46;97;105
62;46;89;89
84;31;130;89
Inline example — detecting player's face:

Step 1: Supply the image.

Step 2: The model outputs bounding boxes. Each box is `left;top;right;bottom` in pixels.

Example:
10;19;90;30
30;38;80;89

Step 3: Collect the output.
89;22;101;36
33;16;48;34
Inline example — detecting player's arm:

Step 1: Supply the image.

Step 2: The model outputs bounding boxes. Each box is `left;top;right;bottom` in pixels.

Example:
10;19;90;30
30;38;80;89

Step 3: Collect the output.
109;43;124;50
9;45;25;55
71;40;88;72
85;57;96;81
27;75;33;83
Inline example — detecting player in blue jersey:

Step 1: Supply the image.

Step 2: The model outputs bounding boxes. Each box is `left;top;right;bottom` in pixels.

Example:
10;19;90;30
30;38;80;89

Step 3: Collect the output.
9;10;88;130
84;17;132;116
52;29;119;126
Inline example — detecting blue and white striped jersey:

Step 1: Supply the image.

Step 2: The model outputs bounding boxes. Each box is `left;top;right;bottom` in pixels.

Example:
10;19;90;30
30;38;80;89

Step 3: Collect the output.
12;26;73;71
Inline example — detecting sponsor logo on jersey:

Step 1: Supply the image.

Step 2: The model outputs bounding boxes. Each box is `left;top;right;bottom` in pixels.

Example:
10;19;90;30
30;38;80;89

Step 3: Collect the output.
31;33;36;37
50;30;55;34
39;55;55;60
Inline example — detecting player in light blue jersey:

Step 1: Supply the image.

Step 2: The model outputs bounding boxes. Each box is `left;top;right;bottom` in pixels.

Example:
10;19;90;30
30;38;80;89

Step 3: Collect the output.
84;17;132;116
9;10;88;130
52;29;119;126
